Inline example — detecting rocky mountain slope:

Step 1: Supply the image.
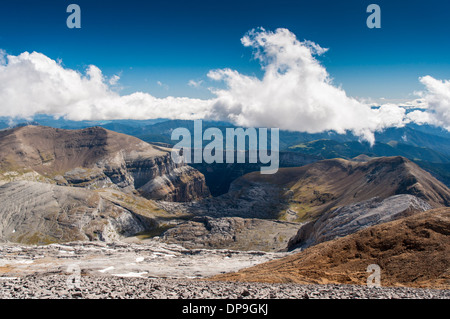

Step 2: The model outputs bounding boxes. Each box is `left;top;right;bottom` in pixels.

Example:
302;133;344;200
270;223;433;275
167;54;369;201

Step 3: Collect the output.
0;125;209;202
153;156;450;251
210;208;450;289
236;156;450;222
1;126;448;257
0;181;192;245
288;194;432;250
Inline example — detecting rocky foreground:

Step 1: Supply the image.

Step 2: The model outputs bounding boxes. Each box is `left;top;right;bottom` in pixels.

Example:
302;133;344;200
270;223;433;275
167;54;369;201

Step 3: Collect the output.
0;240;449;299
0;274;448;299
213;209;450;289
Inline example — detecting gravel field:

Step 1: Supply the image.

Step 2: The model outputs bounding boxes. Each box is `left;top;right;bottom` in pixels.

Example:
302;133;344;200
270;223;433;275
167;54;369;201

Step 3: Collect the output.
1;241;449;300
0;274;449;299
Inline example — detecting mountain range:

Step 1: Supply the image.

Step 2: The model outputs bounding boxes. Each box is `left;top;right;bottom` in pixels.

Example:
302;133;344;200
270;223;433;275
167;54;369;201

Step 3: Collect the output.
0;122;448;289
3;116;450;190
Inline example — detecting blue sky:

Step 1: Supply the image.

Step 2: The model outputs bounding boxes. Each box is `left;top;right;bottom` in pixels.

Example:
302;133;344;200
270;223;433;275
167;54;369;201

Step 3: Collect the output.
1;0;450;101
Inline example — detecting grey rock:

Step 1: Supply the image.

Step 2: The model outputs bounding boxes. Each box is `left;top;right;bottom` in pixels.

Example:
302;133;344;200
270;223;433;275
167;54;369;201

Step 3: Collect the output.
288;194;432;250
160;216;299;251
0;181;153;244
0;274;448;299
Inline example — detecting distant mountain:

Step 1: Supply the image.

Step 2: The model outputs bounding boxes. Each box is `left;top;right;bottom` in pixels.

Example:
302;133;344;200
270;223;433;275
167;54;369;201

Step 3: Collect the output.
11;121;41;128
4;117;450;188
289;139;450;163
0;115;167;132
288;139;450;187
5;116;450;156
191;151;319;196
413;161;450;188
374;126;450;157
128;121;450;165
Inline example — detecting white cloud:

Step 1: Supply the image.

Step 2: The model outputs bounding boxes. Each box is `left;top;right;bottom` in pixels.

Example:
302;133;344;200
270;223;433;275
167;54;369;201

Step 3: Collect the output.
406;76;450;130
109;74;120;86
207;28;406;144
188;79;203;88
0;50;6;66
0;51;211;121
3;28;447;143
401;98;428;109
157;80;169;90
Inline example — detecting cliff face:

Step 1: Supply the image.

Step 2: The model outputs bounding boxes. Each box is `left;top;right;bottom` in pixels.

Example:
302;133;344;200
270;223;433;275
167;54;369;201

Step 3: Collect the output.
0;181;151;244
160;216;300;252
0;126;210;202
287;194;432;250
0;180;198;245
236;156;450;222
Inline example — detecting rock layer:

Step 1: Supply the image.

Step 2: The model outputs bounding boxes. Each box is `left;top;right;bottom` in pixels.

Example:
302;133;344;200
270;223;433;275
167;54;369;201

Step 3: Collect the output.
0;180;196;245
288;194;432;250
160;216;299;251
0;125;209;202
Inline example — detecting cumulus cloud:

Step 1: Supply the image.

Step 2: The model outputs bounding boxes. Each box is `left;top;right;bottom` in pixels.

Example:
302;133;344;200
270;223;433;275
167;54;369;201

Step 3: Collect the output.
406;76;450;130
2;28;446;144
207;28;406;144
156;80;169;90
0;49;6;66
0;51;211;121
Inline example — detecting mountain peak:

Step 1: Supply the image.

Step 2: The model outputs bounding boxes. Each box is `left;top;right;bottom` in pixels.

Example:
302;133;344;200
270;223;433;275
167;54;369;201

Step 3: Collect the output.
0;125;210;202
236;156;450;222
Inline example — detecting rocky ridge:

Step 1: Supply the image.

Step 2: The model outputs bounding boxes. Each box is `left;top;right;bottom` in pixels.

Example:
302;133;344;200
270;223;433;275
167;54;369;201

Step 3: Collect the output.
0;125;209;202
288;194;432;250
236;156;450;222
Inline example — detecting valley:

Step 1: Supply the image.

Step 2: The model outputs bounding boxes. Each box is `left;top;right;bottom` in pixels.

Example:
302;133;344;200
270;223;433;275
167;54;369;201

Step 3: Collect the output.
0;123;449;298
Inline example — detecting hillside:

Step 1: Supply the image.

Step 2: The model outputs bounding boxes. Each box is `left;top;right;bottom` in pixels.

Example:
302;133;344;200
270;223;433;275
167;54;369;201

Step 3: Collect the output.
210;208;450;289
236;156;450;222
0;180;194;245
0;125;209;202
155;156;450;252
287;194;432;250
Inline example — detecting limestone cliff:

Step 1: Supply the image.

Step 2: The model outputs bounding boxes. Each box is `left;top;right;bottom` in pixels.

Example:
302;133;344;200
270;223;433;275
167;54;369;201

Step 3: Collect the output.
0;125;210;202
287;194;432;250
0;180;195;245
